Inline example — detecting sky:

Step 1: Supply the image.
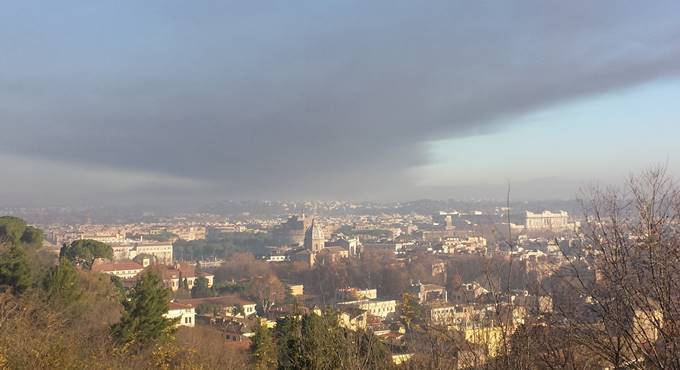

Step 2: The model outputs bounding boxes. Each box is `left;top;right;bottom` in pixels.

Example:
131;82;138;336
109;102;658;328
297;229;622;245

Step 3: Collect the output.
2;1;680;206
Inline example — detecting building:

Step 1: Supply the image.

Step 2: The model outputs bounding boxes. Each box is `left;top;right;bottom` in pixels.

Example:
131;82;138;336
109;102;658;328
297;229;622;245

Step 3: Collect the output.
525;211;570;231
464;326;507;358
266;255;288;263
317;246;349;264
291;249;316;268
112;242;173;264
337;299;397;319
336;288;378;301
287;283;304;297
337;307;368;331
450;282;489;304
278;214;308;246
434;212;456;230
79;233;126;244
304;219;326;252
326;237;361;256
410;282;448;304
166;301;196;327
135;243;174;264
177;295;257;318
511;291;553;315
439;236;488;254
428;302;476;325
155;263;215;292
91;260;145;279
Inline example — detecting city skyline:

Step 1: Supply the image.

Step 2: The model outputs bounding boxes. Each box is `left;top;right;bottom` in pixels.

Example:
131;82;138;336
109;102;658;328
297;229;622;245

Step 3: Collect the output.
2;1;680;206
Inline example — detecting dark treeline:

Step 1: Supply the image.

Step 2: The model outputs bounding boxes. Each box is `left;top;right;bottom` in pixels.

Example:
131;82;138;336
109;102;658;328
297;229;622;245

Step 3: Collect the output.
173;232;288;261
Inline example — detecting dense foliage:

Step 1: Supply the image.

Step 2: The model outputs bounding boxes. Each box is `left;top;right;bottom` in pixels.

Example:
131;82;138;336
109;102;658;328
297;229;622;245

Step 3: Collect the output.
0;218;247;368
60;239;114;269
111;271;176;350
0;245;31;295
0;216;43;247
191;275;216;298
250;312;394;370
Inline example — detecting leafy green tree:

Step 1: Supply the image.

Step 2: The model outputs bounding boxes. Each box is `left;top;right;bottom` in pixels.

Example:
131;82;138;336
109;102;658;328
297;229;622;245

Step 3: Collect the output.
399;293;425;331
271;313;394;370
251;323;277;370
300;313;341;369
20;226;44;248
275;316;304;369
60;239;113;269
42;258;82;308
0;244;31;295
111;271;176;350
191;276;215;298
0;216;27;245
109;274;125;298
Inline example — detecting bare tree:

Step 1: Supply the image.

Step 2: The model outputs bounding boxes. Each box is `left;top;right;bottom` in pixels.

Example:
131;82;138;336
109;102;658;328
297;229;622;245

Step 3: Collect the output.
555;167;680;369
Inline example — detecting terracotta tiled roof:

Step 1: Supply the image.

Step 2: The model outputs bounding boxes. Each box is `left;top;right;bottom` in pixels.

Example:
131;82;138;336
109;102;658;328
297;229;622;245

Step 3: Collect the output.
148;263;197;280
91;260;143;273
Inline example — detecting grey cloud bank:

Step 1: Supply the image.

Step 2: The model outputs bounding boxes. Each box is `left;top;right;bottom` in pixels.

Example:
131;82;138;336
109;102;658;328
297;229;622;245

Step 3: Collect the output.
1;1;680;205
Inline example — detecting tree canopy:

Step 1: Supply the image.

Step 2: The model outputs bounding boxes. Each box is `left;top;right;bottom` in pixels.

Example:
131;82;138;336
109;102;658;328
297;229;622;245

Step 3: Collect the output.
0;216;42;247
0;244;31;295
111;270;176;350
271;313;394;370
60;239;113;269
190;276;215;298
42;258;83;310
0;216;27;244
251;323;277;370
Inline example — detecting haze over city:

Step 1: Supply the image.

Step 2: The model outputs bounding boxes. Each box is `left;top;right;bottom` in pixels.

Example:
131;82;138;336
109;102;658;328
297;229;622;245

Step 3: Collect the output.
5;2;680;369
2;1;680;207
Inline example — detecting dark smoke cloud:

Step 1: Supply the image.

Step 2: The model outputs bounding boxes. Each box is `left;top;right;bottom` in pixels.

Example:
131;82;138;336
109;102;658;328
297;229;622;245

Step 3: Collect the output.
1;1;680;203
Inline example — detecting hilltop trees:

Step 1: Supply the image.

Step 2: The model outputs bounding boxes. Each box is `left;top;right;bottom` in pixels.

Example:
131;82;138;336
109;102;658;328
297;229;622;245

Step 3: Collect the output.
0;217;246;368
0;221;35;296
42;258;82;310
0;217;124;368
60;239;113;269
111;270;177;350
0;216;27;244
0;244;31;295
0;216;43;247
19;226;43;248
